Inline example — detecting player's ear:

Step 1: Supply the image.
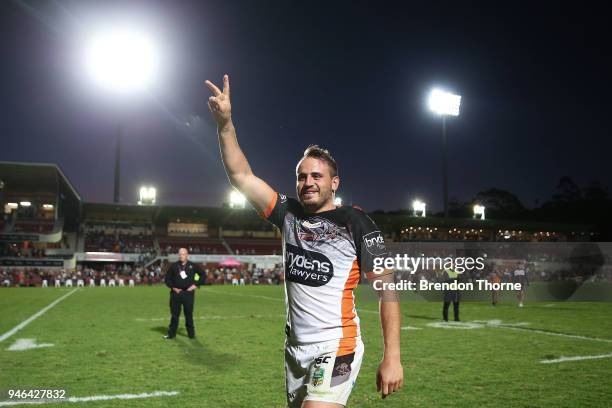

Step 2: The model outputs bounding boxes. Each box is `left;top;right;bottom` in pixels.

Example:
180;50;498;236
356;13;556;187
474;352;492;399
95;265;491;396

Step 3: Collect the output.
332;175;340;192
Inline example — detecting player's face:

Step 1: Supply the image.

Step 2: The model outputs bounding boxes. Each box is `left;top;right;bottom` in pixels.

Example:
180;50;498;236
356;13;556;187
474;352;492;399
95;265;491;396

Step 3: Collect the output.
296;157;339;212
178;248;188;263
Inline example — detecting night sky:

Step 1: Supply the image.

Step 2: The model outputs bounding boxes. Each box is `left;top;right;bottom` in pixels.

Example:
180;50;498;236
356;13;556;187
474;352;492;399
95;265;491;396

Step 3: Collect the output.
1;1;611;212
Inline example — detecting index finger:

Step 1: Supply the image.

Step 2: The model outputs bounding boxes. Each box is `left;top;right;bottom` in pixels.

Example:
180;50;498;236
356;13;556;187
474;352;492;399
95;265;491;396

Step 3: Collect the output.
223;74;230;97
205;80;222;96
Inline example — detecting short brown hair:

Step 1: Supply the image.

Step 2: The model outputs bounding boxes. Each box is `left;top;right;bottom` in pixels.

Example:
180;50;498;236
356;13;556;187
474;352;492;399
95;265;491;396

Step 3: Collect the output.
302;145;338;177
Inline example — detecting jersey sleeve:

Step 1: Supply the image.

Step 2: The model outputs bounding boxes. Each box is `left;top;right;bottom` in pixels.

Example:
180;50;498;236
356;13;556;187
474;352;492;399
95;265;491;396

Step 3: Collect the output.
259;192;290;229
350;210;391;279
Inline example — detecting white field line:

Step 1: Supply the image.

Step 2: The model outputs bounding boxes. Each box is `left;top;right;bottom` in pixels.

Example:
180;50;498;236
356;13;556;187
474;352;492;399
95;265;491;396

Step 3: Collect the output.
0;289;78;343
7;338;54;351
494;324;612;343
136;314;285;322
0;390;179;406
540;353;612;364
199;288;284;302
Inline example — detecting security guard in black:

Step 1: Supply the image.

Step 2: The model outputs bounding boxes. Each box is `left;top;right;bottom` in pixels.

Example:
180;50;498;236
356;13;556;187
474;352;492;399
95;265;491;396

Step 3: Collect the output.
164;248;204;339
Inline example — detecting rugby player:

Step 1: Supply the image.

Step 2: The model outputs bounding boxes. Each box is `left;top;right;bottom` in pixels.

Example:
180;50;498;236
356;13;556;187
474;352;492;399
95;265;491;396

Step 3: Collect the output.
205;75;403;407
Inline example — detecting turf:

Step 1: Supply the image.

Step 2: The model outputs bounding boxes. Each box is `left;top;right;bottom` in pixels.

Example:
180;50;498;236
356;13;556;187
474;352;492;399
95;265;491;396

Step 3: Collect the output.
1;285;611;407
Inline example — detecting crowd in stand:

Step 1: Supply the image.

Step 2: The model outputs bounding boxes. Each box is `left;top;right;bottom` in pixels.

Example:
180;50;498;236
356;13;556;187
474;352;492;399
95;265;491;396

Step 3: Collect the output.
161;244;225;256
0;263;163;287
0;234;71;258
3;258;611;288
1;261;285;287
203;264;284;285
396;227;597;242
85;230;155;254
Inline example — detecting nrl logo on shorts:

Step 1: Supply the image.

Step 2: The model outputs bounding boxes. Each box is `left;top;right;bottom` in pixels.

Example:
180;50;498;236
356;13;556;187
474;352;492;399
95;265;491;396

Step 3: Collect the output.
311;367;325;387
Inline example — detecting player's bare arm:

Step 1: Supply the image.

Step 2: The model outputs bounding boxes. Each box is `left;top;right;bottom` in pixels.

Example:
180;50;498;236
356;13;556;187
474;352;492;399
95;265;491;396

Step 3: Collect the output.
205;75;275;214
373;272;404;399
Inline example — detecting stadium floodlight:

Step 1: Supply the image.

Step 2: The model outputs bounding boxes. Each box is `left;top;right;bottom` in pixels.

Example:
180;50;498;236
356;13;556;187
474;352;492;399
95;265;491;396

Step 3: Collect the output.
138;186;156;205
85;28;158;93
334;197;342;206
19;201;32;207
84;27;160;203
42;204;54;210
229;190;247;209
473;204;485;220
428;87;462;218
428;89;461;116
412;200;426;217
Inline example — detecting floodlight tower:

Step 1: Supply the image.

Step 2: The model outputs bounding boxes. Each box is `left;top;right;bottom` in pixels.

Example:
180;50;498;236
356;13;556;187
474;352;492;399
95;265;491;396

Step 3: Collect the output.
412;200;426;217
428;88;461;218
85;28;158;203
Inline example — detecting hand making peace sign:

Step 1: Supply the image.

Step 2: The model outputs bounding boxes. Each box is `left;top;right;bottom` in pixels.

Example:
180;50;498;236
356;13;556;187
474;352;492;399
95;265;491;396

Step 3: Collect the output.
205;74;232;127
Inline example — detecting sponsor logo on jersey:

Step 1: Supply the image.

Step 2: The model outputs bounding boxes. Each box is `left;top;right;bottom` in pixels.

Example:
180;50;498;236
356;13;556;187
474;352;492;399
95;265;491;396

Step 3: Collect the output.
285;243;334;286
280;193;287;203
363;231;387;256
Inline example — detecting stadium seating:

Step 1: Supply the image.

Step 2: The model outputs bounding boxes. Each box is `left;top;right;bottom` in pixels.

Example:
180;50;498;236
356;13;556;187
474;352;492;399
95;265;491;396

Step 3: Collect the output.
84;222;154;253
13;218;55;233
224;238;281;255
159;237;229;255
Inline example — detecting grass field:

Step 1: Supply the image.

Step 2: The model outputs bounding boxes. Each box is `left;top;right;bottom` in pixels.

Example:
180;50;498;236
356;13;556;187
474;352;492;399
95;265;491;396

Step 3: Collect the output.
1;285;611;407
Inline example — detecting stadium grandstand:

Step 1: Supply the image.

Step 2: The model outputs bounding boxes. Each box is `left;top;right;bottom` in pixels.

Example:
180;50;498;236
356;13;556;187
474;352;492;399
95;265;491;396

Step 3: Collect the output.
0;161;603;288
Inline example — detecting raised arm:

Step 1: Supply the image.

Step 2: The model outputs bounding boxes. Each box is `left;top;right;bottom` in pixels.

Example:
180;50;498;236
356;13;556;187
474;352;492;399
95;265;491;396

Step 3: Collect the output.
205;75;276;213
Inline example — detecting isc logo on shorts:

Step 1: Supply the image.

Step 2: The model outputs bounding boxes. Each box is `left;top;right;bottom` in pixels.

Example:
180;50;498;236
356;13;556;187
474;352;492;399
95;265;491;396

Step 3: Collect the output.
315;356;331;366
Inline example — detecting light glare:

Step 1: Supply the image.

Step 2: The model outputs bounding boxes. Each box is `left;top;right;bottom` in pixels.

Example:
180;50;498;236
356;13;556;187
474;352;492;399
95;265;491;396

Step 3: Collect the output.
85;28;158;93
428;89;461;116
412;200;426;217
138;186;156;205
229;190;247;208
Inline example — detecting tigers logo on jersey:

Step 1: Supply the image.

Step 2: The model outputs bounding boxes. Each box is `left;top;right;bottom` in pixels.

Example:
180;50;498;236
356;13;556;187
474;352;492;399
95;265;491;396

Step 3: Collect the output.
298;218;341;242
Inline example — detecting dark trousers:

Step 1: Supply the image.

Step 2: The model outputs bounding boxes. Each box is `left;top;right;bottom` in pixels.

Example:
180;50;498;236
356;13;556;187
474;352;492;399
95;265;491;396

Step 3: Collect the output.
443;301;460;321
168;290;195;337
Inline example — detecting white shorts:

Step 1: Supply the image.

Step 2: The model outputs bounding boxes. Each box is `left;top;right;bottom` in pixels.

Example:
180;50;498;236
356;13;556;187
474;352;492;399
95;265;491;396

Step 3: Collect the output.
285;337;364;407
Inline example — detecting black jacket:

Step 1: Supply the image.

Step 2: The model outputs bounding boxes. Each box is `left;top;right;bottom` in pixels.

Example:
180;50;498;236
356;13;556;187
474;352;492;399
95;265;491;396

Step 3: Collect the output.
164;261;205;290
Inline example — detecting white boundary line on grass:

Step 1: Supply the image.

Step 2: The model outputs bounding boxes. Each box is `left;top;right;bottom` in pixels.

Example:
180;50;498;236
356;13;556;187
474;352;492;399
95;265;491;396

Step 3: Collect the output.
199;288;284;302
540;353;612;364
0;289;78;343
0;390;179;406
494;324;612;343
135;314;285;322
